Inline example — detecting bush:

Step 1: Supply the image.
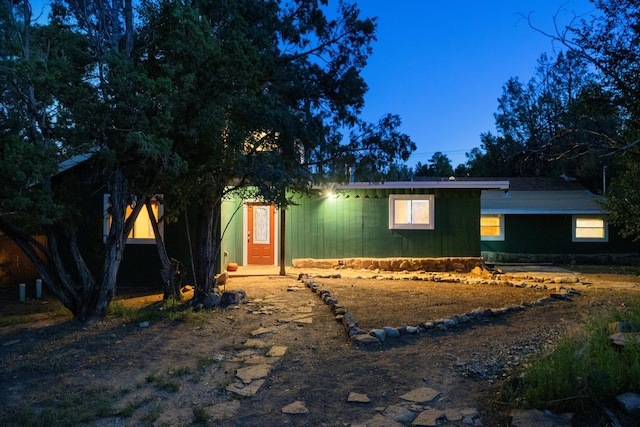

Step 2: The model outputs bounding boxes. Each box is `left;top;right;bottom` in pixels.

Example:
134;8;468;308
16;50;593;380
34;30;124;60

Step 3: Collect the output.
513;297;640;413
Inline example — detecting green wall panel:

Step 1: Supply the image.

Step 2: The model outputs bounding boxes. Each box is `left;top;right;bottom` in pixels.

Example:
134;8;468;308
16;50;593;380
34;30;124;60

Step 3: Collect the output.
284;188;481;263
481;214;639;255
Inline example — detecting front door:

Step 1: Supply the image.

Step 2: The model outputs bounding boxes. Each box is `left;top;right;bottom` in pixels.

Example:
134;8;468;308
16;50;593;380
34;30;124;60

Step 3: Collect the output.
247;203;275;265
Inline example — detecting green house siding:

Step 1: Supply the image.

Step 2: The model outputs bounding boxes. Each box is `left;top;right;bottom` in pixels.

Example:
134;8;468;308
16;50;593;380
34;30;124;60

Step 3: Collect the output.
218;198;245;268
481;214;637;255
284;188;481;263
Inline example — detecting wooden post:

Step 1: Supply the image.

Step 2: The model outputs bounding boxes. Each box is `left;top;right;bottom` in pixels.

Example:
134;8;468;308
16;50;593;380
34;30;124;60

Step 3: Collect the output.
279;207;286;276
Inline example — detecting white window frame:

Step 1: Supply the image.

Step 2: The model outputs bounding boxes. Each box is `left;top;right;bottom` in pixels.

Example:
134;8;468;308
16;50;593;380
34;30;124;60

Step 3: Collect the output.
103;194;164;244
389;194;435;230
480;214;505;241
572;215;608;242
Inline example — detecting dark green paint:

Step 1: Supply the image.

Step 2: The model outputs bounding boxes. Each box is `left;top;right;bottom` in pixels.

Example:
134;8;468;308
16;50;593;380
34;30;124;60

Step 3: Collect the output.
481;214;638;254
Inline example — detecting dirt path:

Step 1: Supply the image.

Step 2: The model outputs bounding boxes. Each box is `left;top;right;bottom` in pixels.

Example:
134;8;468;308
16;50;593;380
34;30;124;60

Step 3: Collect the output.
1;267;639;426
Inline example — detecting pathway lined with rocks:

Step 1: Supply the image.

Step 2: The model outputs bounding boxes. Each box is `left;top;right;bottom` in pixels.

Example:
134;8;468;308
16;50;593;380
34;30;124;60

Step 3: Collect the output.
297;271;581;347
204;271;639;426
216;279;488;426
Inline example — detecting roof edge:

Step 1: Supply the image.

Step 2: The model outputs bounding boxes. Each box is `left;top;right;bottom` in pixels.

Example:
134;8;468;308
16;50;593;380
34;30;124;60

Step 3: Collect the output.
313;181;510;190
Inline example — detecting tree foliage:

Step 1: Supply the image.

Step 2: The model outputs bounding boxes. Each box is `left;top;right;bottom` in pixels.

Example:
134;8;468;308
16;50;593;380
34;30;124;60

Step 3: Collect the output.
1;0;415;320
414;152;454;178
465;0;640;240
466;51;608;183
134;0;415;293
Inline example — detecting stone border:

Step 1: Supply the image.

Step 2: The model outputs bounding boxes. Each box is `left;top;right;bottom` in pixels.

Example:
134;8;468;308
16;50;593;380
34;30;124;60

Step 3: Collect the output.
297;272;580;347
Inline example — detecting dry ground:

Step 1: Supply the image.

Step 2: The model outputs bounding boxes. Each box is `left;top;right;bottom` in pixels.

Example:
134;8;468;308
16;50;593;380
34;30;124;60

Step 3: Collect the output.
1;265;640;426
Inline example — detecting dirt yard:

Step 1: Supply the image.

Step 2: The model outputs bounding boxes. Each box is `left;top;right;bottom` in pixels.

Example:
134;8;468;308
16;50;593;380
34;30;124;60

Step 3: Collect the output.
1;265;639;426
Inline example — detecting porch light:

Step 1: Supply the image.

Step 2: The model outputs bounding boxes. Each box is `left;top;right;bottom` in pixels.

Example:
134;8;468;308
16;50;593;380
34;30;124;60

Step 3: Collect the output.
321;183;340;199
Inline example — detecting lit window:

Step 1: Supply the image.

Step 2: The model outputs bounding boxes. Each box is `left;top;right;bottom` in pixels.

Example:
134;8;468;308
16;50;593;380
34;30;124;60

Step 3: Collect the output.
481;214;504;241
389;194;434;230
104;195;164;244
573;215;608;242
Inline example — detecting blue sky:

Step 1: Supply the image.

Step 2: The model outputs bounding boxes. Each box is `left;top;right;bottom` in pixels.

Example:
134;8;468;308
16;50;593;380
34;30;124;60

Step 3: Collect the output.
28;0;596;168
354;0;596;168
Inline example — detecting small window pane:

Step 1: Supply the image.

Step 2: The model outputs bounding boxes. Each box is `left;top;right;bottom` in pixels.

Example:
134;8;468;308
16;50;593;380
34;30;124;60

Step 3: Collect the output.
575;218;604;239
411;200;430;224
394;199;411;224
126;201;158;239
481;215;501;237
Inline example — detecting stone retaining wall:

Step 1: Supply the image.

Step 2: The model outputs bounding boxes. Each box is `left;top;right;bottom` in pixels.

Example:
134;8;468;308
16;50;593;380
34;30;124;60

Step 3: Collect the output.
291;257;485;273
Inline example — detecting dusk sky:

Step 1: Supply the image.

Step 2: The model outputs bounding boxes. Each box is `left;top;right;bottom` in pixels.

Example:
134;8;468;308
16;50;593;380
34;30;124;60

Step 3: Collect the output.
354;0;596;168
28;0;597;168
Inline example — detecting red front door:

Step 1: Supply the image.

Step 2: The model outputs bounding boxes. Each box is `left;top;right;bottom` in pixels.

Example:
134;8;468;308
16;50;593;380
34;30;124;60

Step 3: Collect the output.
247;203;275;265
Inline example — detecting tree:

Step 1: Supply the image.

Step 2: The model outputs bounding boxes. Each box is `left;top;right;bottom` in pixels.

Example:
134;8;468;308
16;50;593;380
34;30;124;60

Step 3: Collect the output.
1;0;415;320
414;152;454;177
137;0;415;295
0;0;182;323
463;42;621;193
526;0;640;239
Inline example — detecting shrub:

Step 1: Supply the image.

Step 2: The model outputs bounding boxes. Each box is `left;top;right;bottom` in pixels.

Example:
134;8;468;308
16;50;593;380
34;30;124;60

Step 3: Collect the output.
513;297;640;412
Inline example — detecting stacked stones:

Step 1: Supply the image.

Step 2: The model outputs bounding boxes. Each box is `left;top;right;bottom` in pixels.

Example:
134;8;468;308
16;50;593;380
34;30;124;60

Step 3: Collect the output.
297;273;580;347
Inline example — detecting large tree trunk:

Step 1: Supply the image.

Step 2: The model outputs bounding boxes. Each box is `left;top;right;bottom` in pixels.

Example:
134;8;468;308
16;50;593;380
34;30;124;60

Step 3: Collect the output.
147;200;183;300
194;198;222;295
77;171;142;324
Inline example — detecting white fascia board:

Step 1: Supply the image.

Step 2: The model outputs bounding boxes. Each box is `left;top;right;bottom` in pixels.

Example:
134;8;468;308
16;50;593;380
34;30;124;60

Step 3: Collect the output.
313;181;510;191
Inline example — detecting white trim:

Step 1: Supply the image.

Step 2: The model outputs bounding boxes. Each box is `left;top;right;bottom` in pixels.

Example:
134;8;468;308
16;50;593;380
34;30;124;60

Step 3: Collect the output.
313;180;509;191
389;194;435;230
572;215;608;242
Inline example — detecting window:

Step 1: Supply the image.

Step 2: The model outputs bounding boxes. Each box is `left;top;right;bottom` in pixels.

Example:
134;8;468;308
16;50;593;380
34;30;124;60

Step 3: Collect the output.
481;214;504;241
104;195;163;244
389;194;434;230
573;215;608;242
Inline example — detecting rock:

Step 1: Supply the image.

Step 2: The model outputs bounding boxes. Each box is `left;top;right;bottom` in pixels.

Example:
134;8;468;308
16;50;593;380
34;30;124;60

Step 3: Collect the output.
360;414;404;427
221;290;243;305
352;334;380;345
266;345;288;357
509;409;572;426
443;408;462;421
281;401;309;414
226;379;265;397
139;321;149;328
383;326;401;338
399;387;441;404
250;327;272;337
383;404;417;423
349;327;368;336
215;271;228;286
202;292;221;309
347;392;371;403
411;407;445;426
617;392;640;414
235;364;271;384
371;329;387;341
